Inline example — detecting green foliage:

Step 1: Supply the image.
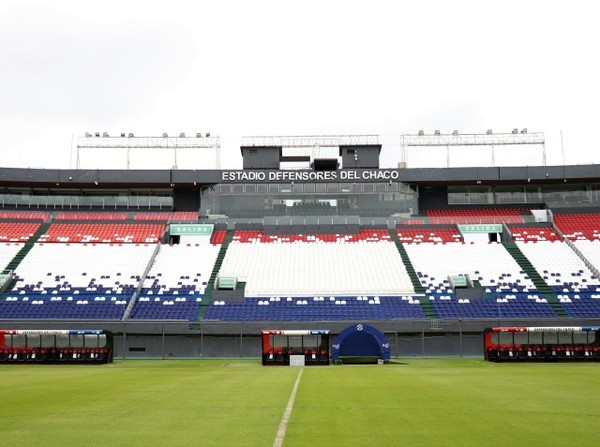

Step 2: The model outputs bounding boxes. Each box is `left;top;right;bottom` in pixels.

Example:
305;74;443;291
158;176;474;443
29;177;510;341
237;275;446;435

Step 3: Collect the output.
1;359;600;447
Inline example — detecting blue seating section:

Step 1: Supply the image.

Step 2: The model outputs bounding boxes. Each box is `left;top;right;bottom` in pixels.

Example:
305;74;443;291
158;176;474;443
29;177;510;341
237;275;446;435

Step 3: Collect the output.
430;293;557;319
129;296;203;320
0;295;129;319
203;296;426;321
557;293;600;318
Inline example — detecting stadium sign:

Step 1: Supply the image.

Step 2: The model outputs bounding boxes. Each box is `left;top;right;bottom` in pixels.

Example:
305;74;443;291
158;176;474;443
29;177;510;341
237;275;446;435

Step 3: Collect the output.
458;224;503;234
169;223;214;236
220;169;400;183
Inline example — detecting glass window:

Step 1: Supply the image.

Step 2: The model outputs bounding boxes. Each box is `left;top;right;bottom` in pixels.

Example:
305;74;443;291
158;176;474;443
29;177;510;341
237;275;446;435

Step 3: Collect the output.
245;184;256;193
70;335;84;348
543;332;558;345
528;331;543;345
498;332;513;345
448;186;470;204
41;334;55;348
55;334;69;348
495;186;526;204
513;332;528;345
287;336;303;353
84;334;99;348
573;331;589;345
11;334;26;348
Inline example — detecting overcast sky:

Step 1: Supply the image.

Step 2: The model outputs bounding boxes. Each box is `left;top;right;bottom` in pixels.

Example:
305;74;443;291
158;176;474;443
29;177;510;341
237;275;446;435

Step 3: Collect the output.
1;0;598;170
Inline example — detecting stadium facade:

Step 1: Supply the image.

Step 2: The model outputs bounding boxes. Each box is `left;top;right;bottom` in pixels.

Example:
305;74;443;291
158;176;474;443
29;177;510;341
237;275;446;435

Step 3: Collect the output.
2;133;600;359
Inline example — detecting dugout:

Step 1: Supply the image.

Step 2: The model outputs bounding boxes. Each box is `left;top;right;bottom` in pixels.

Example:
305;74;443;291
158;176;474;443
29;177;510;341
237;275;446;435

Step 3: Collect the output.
261;329;330;366
332;323;391;364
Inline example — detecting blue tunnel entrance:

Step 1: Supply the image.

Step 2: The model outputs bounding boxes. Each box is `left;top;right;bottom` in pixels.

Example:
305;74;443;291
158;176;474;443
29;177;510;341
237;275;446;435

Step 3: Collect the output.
331;323;391;364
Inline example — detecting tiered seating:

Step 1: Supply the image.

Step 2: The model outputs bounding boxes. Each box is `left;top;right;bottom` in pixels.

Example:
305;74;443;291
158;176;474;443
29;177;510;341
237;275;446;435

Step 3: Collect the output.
554;213;600;241
134;212;171;221
426;209;527;224
396;227;462;243
210;230;227;245
140;241;220;295
134;211;198;221
516;240;600;318
54;212;129;221
204;295;425;321
509;226;561;242
130;296;203;320
0;295;129;319
573;240;600;272
0;243;25;270
405;242;535;292
219;230;412;296
0;222;41;242
38;223;165;243
169;211;198;221
12;243;156;295
432;294;557;319
0;211;49;220
232;229;391;244
406;242;556;318
516;241;598;294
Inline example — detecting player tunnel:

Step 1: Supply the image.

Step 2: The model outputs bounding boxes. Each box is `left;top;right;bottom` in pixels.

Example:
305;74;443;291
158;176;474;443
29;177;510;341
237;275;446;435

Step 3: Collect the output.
331;323;391;364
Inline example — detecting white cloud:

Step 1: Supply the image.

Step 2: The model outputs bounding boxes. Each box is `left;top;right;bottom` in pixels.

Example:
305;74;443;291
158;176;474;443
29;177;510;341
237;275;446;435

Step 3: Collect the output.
0;0;598;169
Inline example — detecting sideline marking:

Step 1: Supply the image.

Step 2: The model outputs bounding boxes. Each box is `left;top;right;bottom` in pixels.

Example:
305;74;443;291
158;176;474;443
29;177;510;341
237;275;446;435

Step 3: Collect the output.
273;368;303;447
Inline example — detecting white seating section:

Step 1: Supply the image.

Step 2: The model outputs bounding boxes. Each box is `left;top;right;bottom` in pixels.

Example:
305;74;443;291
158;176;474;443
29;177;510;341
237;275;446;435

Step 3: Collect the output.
517;241;598;290
219;240;414;297
405;242;535;292
13;243;156;293
572;240;600;273
0;243;24;270
142;241;221;294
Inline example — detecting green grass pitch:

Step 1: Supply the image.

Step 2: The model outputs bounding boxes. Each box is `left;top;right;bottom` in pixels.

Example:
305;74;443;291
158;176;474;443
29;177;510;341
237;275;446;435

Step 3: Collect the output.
1;359;600;447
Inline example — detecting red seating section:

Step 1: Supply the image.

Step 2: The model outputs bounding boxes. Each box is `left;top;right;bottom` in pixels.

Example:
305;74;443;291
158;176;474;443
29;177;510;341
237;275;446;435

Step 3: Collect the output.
397;228;462;243
170;211;198;221
210;230;227;245
0;223;41;242
554;214;600;241
426;209;527;224
402;218;426;225
38;223;165;243
0;211;49;221
55;212;129;221
134;211;198;221
232;229;391;243
509;227;562;242
134;212;171;221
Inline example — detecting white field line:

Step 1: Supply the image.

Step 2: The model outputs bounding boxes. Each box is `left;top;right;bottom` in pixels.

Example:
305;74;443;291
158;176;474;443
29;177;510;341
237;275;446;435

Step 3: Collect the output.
273;368;304;447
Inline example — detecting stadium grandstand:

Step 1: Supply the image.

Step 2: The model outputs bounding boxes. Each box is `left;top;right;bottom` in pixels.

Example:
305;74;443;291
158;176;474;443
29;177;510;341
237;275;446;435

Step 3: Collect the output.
2;131;600;359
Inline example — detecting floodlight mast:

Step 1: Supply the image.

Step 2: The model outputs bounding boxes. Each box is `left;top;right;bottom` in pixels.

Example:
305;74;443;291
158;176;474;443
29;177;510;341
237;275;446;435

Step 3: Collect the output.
400;131;546;168
76;134;221;169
